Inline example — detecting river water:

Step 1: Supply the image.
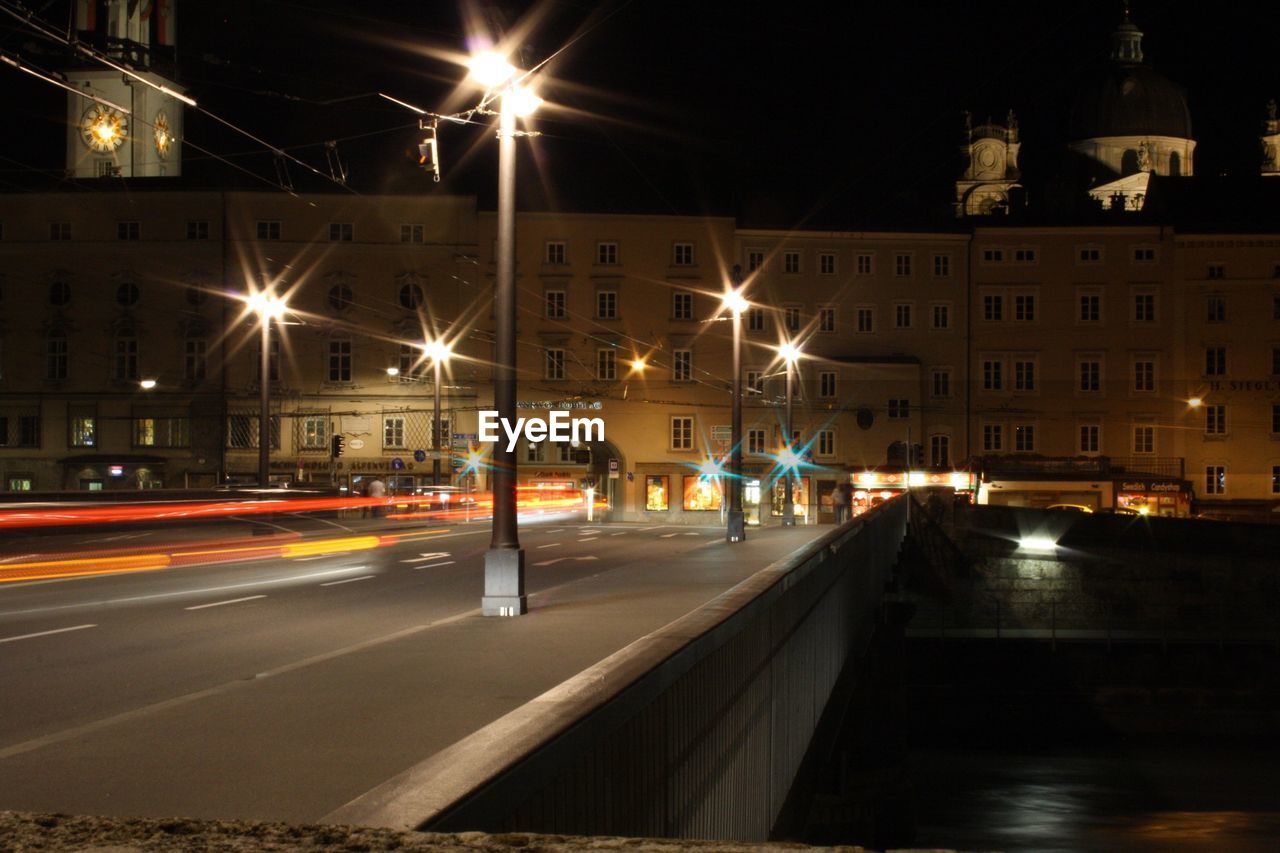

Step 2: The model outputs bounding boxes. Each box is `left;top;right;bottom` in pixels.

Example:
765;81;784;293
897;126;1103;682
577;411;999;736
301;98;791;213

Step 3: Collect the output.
908;744;1280;852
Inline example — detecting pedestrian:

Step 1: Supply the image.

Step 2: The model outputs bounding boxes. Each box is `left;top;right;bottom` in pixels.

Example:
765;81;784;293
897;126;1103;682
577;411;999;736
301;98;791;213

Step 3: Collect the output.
832;480;849;524
367;476;386;518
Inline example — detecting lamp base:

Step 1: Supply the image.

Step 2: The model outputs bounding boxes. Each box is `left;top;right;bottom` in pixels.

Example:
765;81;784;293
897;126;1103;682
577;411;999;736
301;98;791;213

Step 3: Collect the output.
782;504;797;527
727;510;746;543
482;547;527;616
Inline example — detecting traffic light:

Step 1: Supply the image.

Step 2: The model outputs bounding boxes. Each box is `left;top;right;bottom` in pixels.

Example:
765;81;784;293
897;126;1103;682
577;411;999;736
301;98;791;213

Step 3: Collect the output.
331;434;345;458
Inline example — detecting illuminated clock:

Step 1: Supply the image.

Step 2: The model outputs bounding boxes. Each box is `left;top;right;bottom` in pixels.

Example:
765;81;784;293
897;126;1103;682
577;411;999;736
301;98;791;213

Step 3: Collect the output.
153;111;172;159
80;105;128;153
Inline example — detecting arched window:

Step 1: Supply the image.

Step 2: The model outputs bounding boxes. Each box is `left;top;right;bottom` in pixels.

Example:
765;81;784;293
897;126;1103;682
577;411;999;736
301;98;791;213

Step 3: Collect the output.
1121;149;1140;176
328;283;353;311
1169;151;1181;177
399;283;424;309
49;280;71;306
114;330;138;380
116;281;140;307
46;331;68;380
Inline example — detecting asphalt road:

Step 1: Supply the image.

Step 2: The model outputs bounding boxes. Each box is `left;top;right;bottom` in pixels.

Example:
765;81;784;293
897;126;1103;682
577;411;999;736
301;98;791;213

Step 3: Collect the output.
0;512;824;823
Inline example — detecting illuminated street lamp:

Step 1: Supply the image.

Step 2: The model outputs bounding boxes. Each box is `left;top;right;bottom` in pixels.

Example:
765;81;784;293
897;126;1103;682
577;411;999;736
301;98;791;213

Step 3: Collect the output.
246;291;287;488
424;338;453;487
721;281;749;543
472;50;540;616
778;341;802;526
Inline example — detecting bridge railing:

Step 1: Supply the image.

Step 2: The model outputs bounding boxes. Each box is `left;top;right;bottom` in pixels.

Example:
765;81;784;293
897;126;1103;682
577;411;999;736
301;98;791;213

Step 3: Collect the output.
326;497;908;841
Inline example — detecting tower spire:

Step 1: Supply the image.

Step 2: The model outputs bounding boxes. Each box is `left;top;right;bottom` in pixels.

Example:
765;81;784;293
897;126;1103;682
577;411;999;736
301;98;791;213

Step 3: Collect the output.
1110;2;1144;63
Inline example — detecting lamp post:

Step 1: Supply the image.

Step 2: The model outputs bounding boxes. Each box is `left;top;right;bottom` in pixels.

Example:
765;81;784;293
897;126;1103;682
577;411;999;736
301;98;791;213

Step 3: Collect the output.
247;292;286;488
472;51;540;616
721;285;749;543
779;341;801;526
425;339;452;487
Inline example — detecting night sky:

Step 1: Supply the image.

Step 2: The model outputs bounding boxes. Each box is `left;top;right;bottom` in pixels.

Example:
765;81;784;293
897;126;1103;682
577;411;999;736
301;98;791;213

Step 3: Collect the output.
3;1;1275;226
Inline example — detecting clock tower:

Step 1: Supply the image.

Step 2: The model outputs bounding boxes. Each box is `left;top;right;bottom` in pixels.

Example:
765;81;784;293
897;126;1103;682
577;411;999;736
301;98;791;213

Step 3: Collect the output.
64;0;185;178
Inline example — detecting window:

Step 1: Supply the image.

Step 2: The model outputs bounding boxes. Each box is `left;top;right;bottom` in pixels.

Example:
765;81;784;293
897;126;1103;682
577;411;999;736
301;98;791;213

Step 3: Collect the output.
856;254;874;275
783;251;800;274
557;442;575;464
784;305;801;332
982;248;1005;263
1205;346;1227;376
383;416;407;449
1272;347;1280;376
69;408;96;448
1133;293;1156;323
670;416;693;450
1270;403;1280;433
17;415;39;447
645;475;670;511
1132;246;1157;263
819;253;836;275
114;334;138;380
819;371;837;398
746;370;764;396
1014;247;1037;263
545;348;565;380
1077;246;1102;264
931;368;952;397
1206;295;1226;322
983;293;1004;321
596;291;617;319
545;241;566;264
672;291;693;321
545;290;566;319
398;344;423;379
329;222;353;242
856;307;875;333
982;358;1003;391
747;428;767;455
673;242;694;266
1205;405;1227;435
184;339;206;382
1207;263;1226;279
596;241;618;265
327;340;351;382
887;399;909;419
1204;465;1226;495
50;222;71;240
46;334;67;380
328;284;353;311
672;349;692;382
983;424;1003;452
1014;424;1036;452
1132;359;1155;392
931;303;951;330
301;416;328;450
596;348;616;380
1273;465;1280;495
1078;359;1101;392
930;435;950;467
400;224;424;243
894;253;912;277
1013;358;1036;392
116;281;139;307
1133;425;1155;454
746;307;764;332
398;283;423;309
933;254;951;277
1079;292;1101;323
256;220;281;240
682;474;722;511
525;441;544;463
1079;424;1100;453
894;304;912;329
1014;293;1036;322
117;221;140;240
133;417;190;448
747;250;764;271
818;306;836;333
817;429;835;457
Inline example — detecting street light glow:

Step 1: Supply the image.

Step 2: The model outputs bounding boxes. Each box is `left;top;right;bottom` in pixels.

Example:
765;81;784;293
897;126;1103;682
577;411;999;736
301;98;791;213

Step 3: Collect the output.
468;51;515;88
777;447;802;470
630;357;646;373
508;85;543;117
386;367;400;377
139;379;156;390
424;338;453;363
1188;397;1203;407
721;287;749;317
778;341;802;365
246;292;287;320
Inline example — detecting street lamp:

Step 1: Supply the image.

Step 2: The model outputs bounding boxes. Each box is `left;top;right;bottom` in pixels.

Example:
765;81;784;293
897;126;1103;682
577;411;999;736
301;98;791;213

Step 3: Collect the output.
424;338;453;487
721;283;750;543
247;291;287;488
472;50;540;616
778;341;802;526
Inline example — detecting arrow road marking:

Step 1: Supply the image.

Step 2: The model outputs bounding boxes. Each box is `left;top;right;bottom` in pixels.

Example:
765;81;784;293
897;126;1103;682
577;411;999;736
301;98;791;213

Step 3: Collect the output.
401;552;452;563
533;556;600;567
660;533;679;538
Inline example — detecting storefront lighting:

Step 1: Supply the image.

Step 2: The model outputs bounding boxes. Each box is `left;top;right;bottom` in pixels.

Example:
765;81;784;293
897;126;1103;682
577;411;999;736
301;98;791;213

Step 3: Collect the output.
949;471;969;489
907;471;926;487
859;471;878;485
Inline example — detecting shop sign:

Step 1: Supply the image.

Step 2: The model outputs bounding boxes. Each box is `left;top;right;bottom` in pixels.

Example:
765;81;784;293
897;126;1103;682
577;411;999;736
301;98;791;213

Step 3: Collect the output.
1119;480;1183;492
1208;380;1280;392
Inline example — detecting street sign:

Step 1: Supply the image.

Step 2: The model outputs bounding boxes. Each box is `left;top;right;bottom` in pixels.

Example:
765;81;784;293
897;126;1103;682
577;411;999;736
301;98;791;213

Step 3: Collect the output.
608;458;620;479
348;438;365;450
413;449;427;463
391;457;405;470
710;425;732;441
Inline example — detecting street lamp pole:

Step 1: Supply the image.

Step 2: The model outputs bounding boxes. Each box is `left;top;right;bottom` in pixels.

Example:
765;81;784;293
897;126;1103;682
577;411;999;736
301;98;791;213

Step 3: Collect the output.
259;315;270;488
783;355;796;526
724;281;747;543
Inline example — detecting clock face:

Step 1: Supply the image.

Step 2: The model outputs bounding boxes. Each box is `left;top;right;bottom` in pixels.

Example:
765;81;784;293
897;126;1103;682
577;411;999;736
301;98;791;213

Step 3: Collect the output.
153;111;172;159
80;105;128;153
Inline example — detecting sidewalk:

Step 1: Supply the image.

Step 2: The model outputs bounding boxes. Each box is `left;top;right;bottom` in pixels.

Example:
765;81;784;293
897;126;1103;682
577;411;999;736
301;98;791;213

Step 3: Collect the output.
0;524;828;824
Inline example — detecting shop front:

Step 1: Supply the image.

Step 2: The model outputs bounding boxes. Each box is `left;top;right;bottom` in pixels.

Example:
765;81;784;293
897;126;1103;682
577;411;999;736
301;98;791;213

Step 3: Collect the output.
1114;478;1192;517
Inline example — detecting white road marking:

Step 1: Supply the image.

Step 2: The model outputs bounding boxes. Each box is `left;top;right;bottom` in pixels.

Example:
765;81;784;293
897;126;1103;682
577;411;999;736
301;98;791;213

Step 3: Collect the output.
578;537;598;542
400;551;453;563
536;543;561;549
184;595;266;611
82;532;151;544
545;528;565;534
293;555;330;562
610;532;627;536
320;575;375;587
638;525;665;531
0;623;96;644
684;532;700;536
660;533;679;538
413;561;456;570
533;556;599;567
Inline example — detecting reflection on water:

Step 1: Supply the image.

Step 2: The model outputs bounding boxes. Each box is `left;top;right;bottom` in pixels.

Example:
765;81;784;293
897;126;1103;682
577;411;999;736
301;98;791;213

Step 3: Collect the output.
910;745;1280;852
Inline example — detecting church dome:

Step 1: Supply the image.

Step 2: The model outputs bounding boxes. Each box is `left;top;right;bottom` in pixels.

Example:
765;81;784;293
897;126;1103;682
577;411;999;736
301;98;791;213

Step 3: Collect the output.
1067;16;1192;141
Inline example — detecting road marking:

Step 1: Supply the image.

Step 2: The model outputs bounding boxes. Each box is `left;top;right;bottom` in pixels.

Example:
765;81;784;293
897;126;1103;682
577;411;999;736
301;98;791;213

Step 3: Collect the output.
413;561;456;570
533;556;599;567
293;555;330;562
184;595;267;611
660;533;679;538
320;575;375;587
684;532;700;536
400;551;452;563
0;623;96;644
638;525;665;531
610;532;627;536
83;532;151;544
536;543;561;549
545;528;565;534
578;537;598;542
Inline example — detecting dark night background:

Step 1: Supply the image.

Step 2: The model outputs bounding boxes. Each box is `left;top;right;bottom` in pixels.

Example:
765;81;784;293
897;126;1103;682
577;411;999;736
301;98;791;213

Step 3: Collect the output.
2;0;1275;226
